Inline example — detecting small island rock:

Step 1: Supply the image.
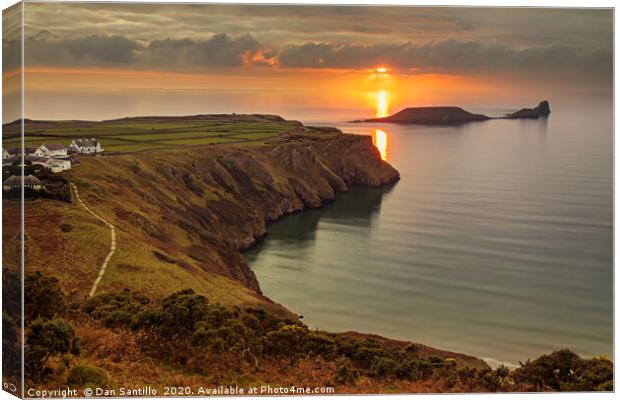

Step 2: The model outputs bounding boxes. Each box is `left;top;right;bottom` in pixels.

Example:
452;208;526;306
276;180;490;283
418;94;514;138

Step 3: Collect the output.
505;100;551;119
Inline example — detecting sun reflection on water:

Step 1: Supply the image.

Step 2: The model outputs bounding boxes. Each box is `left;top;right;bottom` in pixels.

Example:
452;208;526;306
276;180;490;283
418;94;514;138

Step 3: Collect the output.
376;90;389;118
372;129;388;161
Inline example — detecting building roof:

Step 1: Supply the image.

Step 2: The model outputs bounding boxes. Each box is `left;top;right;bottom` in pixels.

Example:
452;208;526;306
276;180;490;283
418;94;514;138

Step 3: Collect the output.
2;155;19;164
26;155;50;163
3;146;37;155
24;175;42;185
74;138;100;147
42;143;66;151
3;175;43;186
3;175;21;185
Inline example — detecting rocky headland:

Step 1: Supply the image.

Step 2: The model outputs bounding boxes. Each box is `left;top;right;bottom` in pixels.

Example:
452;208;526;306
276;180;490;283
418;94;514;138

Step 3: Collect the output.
505;100;551;119
65;130;399;297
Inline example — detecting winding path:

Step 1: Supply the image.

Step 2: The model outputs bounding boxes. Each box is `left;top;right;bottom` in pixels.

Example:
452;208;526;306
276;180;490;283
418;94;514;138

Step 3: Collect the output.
69;183;117;297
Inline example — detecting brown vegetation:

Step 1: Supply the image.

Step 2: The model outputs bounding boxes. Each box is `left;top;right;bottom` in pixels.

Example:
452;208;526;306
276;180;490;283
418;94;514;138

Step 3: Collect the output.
21;273;612;394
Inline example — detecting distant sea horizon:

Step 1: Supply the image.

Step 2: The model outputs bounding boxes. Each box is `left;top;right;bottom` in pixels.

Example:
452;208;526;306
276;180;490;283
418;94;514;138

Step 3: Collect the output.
7;87;612;125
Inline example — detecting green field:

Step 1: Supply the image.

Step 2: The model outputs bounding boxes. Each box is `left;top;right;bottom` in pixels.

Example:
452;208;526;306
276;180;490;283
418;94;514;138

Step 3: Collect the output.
1;115;330;154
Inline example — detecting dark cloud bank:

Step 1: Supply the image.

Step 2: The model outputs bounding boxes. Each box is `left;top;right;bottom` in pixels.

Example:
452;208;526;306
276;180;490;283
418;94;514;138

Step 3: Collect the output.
5;31;612;79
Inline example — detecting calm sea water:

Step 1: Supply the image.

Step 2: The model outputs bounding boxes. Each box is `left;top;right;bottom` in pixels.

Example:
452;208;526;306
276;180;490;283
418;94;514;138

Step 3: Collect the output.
245;99;613;366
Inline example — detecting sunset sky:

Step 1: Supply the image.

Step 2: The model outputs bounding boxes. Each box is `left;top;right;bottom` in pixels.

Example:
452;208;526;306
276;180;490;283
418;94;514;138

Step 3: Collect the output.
2;3;613;122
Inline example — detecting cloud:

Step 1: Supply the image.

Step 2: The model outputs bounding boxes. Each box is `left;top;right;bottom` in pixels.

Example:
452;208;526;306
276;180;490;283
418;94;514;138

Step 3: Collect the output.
144;33;269;67
14;32;274;69
278;39;612;77
2;39;21;71
2;5;23;71
9;29;611;81
11;2;610;82
64;35;140;63
18;34;141;68
22;3;613;51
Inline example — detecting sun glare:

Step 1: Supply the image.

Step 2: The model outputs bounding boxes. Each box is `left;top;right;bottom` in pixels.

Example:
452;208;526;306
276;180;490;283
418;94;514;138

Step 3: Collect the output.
373;129;388;161
376;67;388;74
376;89;389;118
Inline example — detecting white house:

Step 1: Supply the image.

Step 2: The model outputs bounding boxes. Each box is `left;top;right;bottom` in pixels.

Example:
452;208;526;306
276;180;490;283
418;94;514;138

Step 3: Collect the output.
25;155;71;173
69;138;104;154
46;159;71;173
35;143;68;158
2;146;37;159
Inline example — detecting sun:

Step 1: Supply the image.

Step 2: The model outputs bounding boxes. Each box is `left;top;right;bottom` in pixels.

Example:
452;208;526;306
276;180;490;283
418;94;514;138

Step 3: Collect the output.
375;67;388;74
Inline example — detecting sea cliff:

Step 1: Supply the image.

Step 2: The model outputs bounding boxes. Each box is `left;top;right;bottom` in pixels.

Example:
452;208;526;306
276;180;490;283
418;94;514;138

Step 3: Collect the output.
65;132;399;298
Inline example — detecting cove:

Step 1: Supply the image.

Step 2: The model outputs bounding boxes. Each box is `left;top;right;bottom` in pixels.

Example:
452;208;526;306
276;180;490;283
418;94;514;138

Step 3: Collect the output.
244;98;613;366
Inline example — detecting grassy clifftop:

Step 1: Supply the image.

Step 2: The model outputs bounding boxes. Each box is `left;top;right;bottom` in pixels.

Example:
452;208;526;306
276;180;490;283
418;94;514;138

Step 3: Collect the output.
2;114;306;153
15;118;398;316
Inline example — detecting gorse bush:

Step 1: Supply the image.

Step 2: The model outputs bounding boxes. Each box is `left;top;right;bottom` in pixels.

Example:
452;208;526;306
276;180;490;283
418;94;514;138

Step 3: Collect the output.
512;349;613;391
334;357;359;385
25;271;66;322
83;289;149;329
67;364;109;387
26;318;80;380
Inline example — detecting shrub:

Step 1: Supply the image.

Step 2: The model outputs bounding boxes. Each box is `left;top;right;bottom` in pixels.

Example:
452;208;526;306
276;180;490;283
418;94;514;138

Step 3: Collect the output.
27;318;79;357
458;366;510;391
303;331;337;358
512;349;612;391
394;359;416;380
262;324;308;365
404;343;419;356
67;364;108;387
60;224;73;233
410;359;434;381
350;343;384;370
26;318;79;380
135;289;209;340
369;357;398;378
25;271;66;322
83;289;149;329
563;356;613;391
334;358;359;385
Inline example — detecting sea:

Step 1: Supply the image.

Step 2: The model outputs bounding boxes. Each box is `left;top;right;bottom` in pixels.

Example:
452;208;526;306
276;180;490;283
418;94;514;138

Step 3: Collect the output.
244;97;613;367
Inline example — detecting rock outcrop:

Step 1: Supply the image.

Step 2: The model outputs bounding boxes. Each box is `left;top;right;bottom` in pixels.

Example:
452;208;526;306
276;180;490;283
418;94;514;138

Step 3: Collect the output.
505;100;551;119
